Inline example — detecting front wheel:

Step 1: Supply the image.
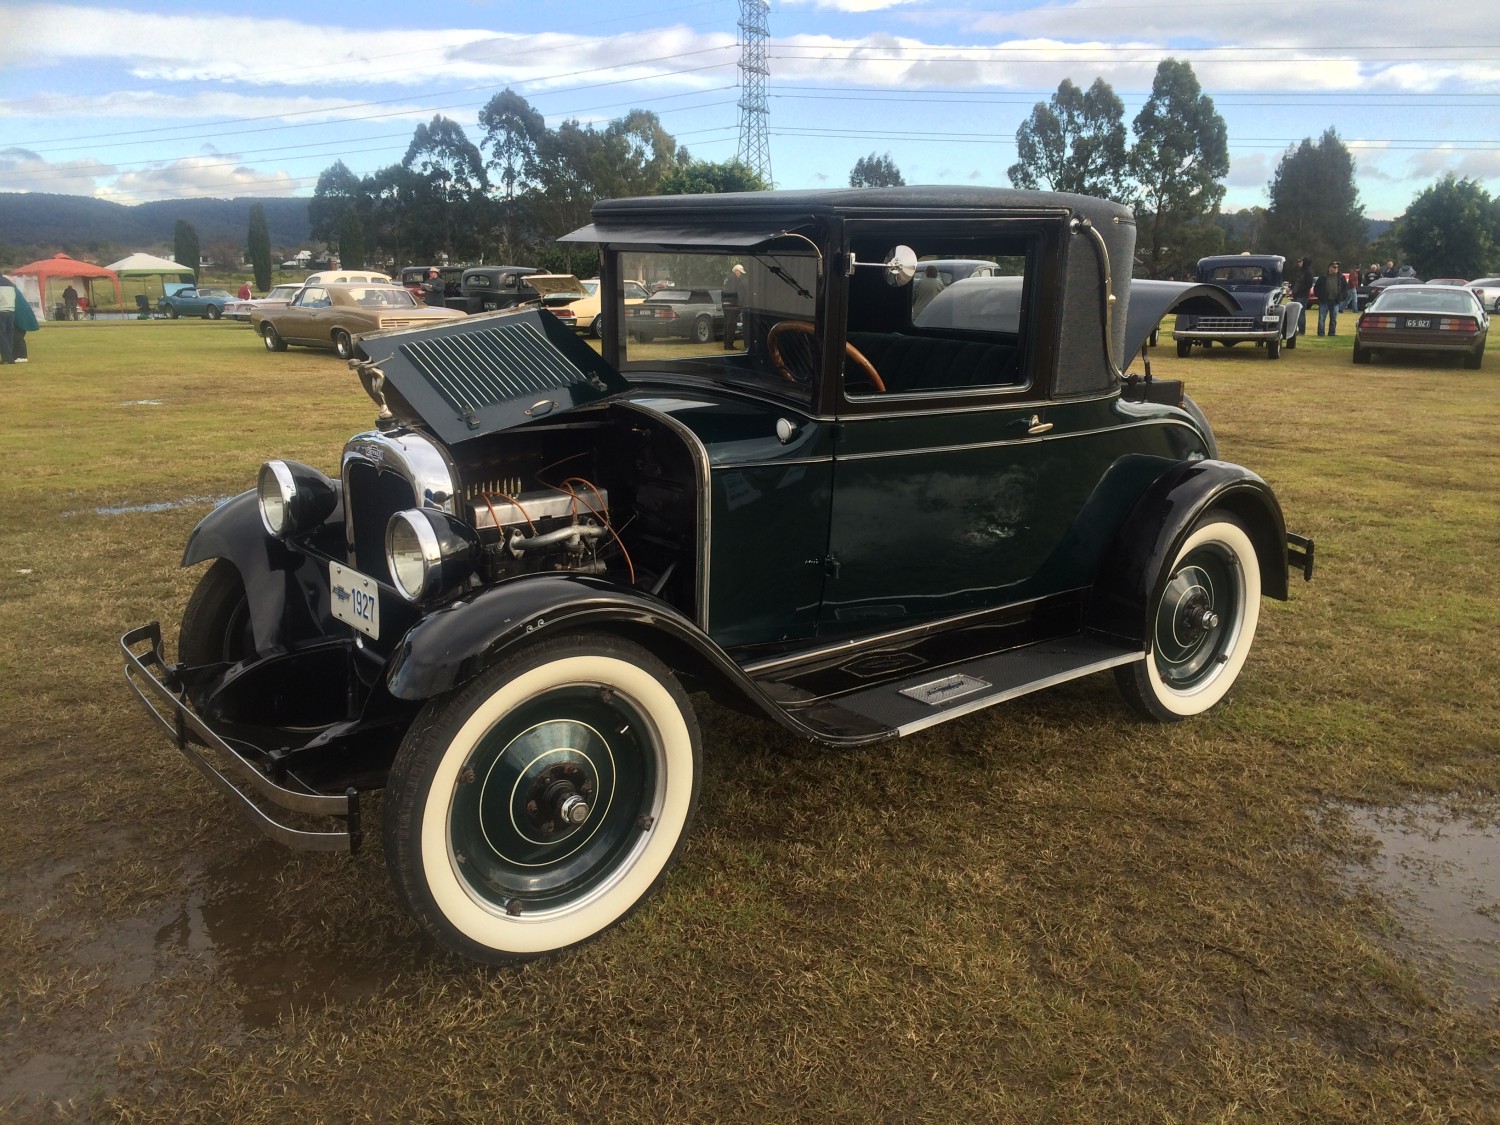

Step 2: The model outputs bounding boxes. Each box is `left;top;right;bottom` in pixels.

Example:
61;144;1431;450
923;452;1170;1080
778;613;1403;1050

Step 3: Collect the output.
692;315;713;344
262;323;287;352
383;634;702;965
1176;339;1191;359
1266;336;1281;359
164;304;179;320
332;329;354;360
1114;514;1261;723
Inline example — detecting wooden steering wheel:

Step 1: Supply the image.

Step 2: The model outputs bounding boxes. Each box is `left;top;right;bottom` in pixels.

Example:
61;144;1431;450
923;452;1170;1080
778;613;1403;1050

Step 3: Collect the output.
766;320;886;393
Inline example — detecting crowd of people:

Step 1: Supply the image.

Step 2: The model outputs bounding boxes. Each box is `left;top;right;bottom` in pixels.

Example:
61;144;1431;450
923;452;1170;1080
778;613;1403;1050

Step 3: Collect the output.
1283;257;1416;337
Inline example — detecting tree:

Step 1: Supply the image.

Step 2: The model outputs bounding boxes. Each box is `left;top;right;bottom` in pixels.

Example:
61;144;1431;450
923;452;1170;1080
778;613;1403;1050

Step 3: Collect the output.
363;163;428;266
657;158;769;195
173;219;200;282
1261;129;1366;268
402;115;490;261
247;204;272;291
337;208;366;270
308;160;366;246
849;152;905;188
1130;59;1230;277
1007;78;1131;201
478;88;548;200
1397;175;1500;279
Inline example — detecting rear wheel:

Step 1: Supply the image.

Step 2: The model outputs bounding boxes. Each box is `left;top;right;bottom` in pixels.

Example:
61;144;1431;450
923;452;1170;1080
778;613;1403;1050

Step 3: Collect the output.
205;305;222;321
383;634;702;965
1115;514;1261;723
262;322;287;352
333;329;354;360
1464;343;1484;369
1352;341;1371;364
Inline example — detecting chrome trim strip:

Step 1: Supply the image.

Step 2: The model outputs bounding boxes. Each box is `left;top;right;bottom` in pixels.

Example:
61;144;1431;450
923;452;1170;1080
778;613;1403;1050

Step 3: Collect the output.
832;417;1206;462
612;400;714;632
894;649;1142;737
711;455;833;472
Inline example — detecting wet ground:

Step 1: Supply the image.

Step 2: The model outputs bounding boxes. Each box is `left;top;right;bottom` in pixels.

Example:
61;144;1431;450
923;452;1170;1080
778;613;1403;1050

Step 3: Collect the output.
1337;801;1500;1010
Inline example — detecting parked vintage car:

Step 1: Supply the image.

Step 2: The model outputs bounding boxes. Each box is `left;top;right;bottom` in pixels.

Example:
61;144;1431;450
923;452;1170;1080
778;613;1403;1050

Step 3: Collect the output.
1172;255;1301;359
628;286;724;342
224;283;303;322
1364;276;1424;306
1353;283;1488;367
157;285;234;320
122;187;1312;966
447;266;540;313
563;277;652;337
256;282;465;359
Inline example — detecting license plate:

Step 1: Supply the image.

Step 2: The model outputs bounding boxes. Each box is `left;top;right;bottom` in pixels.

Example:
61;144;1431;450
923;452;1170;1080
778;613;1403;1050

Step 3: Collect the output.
1405;318;1431;329
329;561;380;639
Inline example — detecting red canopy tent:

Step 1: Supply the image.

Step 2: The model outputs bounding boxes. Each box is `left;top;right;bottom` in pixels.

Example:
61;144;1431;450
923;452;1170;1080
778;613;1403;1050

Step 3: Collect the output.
8;253;123;320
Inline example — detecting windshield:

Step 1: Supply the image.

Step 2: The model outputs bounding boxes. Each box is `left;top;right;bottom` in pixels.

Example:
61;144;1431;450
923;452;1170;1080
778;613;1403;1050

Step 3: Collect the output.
619;245;820;403
1369;289;1478;314
349;287;418;308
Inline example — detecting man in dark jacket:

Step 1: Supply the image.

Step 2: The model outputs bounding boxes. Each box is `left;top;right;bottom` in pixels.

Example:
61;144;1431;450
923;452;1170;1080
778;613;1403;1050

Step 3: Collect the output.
1292;257;1315;334
1315;261;1348;336
422;268;445;308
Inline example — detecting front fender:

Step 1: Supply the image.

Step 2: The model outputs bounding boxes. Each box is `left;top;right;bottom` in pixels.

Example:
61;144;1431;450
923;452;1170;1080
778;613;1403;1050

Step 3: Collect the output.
182;488;343;652
1090;459;1291;647
385;574;747;702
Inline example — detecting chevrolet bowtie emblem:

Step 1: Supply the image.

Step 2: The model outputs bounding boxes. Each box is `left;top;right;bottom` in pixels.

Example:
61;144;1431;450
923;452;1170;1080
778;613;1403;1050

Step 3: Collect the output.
332;585;349;601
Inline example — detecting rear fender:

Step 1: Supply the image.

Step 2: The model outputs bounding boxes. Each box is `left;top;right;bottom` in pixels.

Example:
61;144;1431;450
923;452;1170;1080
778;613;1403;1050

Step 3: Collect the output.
182;488;343;652
1090;460;1291;647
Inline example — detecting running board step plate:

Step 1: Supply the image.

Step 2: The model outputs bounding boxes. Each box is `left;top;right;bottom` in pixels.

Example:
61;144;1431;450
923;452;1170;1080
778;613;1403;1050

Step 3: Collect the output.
796;635;1142;739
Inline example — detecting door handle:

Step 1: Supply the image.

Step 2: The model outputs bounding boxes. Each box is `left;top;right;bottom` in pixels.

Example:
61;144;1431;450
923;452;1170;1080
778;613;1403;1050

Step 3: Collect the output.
1025;414;1053;435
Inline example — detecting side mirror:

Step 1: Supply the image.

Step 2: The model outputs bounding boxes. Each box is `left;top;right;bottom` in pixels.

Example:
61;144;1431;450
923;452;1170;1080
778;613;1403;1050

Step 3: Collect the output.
884;245;918;287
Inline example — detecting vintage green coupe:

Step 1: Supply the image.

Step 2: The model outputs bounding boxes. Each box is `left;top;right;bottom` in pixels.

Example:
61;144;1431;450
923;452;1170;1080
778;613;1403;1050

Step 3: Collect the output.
123;187;1312;965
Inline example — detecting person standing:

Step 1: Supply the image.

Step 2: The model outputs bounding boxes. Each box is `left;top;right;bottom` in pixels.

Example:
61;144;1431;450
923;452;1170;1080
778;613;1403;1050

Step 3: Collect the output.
4;276;38;361
911;264;946;317
62;284;79;320
1342;266;1360;312
1315;262;1347;336
722;263;744;350
1291;257;1315;335
237;282;252;301
0;279;16;364
422;267;445;308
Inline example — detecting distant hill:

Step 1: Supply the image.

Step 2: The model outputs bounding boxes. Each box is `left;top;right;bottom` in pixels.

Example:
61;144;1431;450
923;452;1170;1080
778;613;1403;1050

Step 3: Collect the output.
0;193;310;255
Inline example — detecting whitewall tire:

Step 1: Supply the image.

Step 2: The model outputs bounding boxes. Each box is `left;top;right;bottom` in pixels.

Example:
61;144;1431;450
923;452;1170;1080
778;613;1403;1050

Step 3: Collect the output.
383;635;701;964
1115;514;1261;722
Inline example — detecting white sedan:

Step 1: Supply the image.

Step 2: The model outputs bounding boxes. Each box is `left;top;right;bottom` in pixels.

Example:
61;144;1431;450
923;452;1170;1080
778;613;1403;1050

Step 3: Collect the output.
1466;277;1500;312
225;284;304;323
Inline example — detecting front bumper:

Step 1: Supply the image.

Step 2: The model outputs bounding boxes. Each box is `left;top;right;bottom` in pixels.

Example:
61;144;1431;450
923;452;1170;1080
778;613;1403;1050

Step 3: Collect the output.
121;622;362;852
1174;328;1281;342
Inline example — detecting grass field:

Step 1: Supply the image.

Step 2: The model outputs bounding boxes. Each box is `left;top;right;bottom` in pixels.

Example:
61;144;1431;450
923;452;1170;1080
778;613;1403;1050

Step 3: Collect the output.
2;319;1497;1121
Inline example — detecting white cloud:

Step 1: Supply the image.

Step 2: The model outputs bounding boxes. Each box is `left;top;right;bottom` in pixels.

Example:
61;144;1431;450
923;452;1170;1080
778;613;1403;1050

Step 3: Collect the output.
1226;151;1270;190
97;157;299;203
0;148;115;195
782;0;931;10
0;90;436;126
1;4;735;91
1406;146;1500;182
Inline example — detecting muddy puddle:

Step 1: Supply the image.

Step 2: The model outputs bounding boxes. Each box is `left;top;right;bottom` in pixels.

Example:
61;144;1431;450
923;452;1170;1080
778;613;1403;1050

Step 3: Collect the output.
1335;801;1500;1009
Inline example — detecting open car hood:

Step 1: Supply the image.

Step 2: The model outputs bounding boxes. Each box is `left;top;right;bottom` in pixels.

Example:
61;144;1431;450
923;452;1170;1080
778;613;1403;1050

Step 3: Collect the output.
1124;281;1238;357
353;309;630;445
527;274;587;298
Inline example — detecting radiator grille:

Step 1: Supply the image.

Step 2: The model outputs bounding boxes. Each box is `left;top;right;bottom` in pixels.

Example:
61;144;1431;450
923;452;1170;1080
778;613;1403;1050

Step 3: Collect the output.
1193;316;1257;332
399;322;591;414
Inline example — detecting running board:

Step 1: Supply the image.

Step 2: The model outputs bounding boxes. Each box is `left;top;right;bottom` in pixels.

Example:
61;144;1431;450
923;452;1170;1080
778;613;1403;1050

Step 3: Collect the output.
790;634;1142;740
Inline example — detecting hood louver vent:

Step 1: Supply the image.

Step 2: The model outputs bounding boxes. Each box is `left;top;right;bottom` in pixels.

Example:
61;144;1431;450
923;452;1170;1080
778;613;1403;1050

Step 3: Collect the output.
400;321;590;414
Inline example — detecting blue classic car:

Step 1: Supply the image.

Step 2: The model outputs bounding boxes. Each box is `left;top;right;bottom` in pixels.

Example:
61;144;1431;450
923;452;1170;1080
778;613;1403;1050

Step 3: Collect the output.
157;284;234;320
1173;254;1303;359
123;187;1313;967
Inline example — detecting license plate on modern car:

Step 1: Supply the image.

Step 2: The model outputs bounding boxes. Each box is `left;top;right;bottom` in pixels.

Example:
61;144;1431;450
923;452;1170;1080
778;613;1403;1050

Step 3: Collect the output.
1405;318;1431;329
329;562;380;639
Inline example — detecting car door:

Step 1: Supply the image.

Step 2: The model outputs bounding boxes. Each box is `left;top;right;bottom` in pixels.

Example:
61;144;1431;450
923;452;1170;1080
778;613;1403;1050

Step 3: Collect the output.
817;220;1083;632
278;287;328;344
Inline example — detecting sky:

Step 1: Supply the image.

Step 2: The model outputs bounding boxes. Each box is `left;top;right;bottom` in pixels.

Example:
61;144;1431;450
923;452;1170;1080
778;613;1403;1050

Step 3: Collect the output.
2;0;1498;223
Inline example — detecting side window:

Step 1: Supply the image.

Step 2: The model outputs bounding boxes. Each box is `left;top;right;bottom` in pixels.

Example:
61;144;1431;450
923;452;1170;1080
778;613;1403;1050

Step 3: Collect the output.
845;238;1034;397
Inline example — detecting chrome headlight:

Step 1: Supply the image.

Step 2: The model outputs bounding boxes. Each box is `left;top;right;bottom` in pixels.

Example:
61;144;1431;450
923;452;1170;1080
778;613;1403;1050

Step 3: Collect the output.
386;509;480;604
258;460;337;538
